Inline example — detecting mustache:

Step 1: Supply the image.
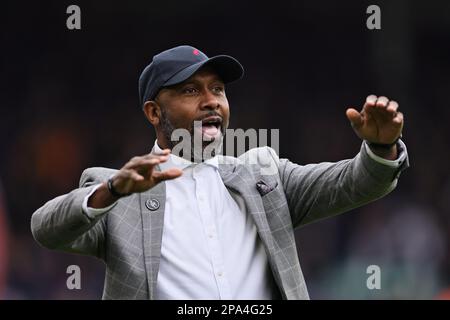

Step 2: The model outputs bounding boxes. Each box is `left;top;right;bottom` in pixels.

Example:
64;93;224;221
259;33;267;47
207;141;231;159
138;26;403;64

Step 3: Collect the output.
193;111;223;123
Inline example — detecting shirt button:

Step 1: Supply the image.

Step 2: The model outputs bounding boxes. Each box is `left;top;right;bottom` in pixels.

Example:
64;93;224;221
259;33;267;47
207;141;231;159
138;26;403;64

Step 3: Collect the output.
208;233;213;238
198;195;204;201
217;272;223;277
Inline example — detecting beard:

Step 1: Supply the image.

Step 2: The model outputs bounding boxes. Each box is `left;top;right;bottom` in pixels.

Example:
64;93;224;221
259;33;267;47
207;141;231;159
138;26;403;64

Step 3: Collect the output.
159;108;224;163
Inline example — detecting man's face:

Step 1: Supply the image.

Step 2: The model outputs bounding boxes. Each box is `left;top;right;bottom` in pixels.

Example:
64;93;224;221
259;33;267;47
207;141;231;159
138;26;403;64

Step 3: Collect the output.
154;66;230;157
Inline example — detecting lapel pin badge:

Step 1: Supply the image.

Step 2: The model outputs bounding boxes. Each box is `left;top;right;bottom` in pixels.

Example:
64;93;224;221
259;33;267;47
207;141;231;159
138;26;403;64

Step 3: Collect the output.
145;199;160;211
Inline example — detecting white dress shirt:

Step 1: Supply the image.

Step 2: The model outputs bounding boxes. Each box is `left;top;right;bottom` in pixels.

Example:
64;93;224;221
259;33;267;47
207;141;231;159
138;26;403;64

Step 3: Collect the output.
152;142;277;299
82;140;404;299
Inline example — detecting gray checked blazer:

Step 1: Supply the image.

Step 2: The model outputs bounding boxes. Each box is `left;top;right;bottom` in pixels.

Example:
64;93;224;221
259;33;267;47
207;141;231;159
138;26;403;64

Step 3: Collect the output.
31;141;409;299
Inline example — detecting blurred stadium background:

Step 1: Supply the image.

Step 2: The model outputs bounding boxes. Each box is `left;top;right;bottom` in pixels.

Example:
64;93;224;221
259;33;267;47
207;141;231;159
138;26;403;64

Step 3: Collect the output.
1;0;450;299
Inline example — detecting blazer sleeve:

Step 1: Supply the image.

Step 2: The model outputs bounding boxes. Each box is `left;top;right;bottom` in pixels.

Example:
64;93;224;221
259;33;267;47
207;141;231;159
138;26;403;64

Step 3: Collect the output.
268;140;409;228
30;167;116;260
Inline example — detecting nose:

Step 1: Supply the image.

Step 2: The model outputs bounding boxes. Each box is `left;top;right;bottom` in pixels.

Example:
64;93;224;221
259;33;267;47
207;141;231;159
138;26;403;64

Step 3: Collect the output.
199;89;220;111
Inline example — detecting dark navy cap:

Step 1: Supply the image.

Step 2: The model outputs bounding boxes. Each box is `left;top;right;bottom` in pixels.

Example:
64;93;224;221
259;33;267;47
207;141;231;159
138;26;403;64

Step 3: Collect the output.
138;45;244;107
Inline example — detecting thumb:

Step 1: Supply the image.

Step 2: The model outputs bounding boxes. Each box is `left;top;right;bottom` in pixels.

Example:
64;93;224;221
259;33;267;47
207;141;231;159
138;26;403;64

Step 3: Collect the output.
346;108;363;129
152;168;183;183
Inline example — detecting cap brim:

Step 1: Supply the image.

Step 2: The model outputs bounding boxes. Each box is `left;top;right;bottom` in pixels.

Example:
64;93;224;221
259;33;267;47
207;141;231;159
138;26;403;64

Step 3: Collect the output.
163;55;244;87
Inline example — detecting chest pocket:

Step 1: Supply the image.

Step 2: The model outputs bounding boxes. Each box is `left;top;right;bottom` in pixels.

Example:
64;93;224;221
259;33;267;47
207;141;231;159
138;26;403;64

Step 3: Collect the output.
258;178;294;233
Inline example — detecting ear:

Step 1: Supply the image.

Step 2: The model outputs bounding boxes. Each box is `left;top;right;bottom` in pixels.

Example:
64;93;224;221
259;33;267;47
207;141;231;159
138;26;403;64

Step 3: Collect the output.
143;100;161;126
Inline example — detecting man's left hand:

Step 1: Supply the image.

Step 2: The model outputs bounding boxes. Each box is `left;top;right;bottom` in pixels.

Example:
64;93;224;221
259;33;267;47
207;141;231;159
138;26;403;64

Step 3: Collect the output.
346;95;403;145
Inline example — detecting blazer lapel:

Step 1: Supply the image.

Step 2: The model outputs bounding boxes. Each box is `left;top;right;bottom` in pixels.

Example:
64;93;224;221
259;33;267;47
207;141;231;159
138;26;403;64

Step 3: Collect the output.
139;165;166;300
218;162;276;260
219;162;286;298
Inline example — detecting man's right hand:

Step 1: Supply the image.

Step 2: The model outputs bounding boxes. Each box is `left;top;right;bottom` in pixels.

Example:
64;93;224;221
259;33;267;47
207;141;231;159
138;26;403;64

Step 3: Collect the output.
88;149;183;209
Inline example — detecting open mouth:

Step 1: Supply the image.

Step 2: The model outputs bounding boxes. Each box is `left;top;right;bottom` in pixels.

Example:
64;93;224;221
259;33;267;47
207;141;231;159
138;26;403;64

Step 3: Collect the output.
199;116;222;139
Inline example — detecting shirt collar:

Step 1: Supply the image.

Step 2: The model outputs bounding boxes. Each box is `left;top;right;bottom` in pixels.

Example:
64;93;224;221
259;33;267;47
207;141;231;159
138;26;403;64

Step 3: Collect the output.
152;140;219;171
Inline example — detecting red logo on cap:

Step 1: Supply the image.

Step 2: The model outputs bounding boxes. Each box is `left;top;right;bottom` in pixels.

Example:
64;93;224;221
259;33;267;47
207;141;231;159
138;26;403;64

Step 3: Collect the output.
193;49;199;55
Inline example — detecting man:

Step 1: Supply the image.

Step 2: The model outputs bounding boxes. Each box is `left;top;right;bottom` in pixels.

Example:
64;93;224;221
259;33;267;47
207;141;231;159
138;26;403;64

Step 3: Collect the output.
31;45;409;300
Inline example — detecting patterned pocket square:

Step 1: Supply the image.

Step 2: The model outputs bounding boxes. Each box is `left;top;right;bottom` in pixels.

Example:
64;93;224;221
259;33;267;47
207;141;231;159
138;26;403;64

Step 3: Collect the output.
256;180;278;196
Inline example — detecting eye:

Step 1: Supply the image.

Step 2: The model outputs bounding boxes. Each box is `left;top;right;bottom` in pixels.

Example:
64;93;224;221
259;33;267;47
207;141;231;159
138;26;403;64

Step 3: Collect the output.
182;87;197;94
212;86;225;94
